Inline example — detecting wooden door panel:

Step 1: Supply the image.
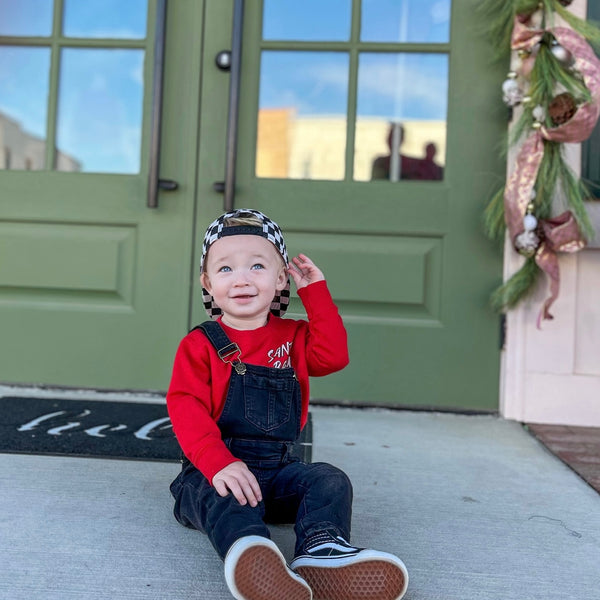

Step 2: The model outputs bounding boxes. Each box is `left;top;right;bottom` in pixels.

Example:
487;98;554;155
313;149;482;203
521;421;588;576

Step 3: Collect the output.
203;0;505;409
0;1;203;390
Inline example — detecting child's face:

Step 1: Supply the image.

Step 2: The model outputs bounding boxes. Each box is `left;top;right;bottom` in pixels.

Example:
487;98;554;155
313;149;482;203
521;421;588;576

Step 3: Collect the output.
201;235;287;329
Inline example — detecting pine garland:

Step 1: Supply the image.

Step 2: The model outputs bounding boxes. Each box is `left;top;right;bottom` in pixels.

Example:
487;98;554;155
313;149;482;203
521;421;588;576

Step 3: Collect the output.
491;256;540;311
482;0;600;316
480;0;600;54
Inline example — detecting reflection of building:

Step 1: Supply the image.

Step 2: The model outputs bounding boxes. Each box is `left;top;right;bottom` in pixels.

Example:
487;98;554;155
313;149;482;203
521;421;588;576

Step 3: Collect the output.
0;112;81;171
256;108;445;181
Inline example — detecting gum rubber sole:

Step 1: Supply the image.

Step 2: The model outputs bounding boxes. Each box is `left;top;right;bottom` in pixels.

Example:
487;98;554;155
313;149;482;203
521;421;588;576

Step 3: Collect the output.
296;558;407;600
234;545;312;600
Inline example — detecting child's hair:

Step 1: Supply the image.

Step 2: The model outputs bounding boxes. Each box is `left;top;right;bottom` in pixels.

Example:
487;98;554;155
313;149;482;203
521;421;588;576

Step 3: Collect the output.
222;213;263;228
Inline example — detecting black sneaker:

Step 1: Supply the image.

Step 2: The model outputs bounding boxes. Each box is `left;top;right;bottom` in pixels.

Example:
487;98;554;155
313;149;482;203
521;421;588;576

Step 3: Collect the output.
290;531;408;600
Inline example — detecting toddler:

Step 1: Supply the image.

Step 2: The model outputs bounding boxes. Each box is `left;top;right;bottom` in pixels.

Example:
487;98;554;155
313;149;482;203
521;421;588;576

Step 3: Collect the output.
167;209;408;600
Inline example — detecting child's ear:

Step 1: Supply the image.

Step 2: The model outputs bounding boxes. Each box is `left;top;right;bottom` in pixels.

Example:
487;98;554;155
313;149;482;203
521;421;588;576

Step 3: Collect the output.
200;272;211;292
275;266;288;291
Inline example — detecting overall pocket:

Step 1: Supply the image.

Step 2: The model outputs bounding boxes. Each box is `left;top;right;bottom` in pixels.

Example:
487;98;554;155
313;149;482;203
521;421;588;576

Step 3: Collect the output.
243;370;298;434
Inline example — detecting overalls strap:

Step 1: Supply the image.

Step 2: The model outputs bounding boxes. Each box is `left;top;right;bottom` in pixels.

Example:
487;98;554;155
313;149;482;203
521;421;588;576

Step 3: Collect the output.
193;321;246;374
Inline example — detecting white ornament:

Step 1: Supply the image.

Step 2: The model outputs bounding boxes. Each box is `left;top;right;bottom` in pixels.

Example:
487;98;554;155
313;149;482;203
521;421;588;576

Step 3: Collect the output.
523;213;538;231
502;78;523;106
515;230;540;256
532;104;545;122
551;43;572;64
530;188;537;200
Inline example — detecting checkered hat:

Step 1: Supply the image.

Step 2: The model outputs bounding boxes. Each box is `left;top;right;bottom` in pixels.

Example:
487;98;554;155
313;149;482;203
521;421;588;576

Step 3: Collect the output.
200;209;290;319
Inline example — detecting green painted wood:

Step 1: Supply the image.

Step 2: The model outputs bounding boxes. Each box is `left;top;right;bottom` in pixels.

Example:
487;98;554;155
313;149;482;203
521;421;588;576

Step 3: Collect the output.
0;0;204;390
1;0;506;408
191;0;506;410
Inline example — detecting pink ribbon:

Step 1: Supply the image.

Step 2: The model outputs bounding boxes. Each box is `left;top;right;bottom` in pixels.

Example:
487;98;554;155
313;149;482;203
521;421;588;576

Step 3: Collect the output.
535;212;585;326
504;22;600;325
511;22;600;142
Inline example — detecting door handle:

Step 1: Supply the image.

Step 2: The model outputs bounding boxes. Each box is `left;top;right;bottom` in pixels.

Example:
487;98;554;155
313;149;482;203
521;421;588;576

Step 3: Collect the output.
213;0;244;211
147;0;178;208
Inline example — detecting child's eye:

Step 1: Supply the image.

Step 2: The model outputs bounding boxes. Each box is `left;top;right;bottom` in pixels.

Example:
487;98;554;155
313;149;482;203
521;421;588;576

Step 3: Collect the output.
251;263;265;270
218;266;232;273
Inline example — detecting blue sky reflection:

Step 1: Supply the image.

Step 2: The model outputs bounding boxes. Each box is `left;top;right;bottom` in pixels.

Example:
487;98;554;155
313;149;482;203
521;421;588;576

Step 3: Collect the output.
361;0;451;43
260;51;349;116
56;49;144;174
0;47;50;138
357;53;448;120
63;0;147;39
0;0;53;37
263;0;351;41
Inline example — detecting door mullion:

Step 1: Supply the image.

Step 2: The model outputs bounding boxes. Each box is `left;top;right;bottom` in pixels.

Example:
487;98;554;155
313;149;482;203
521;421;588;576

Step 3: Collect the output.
344;0;362;182
45;0;64;170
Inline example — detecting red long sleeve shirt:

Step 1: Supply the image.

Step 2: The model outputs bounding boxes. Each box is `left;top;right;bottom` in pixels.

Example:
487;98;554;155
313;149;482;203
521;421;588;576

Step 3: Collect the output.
166;281;349;484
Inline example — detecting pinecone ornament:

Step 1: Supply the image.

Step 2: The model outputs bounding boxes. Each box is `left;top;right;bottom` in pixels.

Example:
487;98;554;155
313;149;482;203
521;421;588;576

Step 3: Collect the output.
548;92;577;125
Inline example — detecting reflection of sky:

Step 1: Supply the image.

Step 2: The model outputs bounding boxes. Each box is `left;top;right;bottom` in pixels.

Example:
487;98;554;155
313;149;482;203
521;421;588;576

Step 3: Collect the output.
56;49;144;173
0;0;53;36
260;51;448;121
357;53;448;120
0;47;50;137
262;0;450;43
260;52;349;116
0;2;146;173
259;1;450;121
361;0;450;43
263;0;352;41
63;0;147;39
1;1;449;174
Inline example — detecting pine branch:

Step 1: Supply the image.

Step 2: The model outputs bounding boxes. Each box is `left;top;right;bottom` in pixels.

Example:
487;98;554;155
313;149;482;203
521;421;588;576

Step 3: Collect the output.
535;141;561;218
559;160;595;240
483;187;507;242
554;4;600;52
491;257;540;312
477;0;516;58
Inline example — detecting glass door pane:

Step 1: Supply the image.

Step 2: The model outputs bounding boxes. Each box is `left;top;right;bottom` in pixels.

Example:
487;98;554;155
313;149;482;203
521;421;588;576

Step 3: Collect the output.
0;0;53;36
56;48;145;173
256;51;349;180
0;47;51;170
354;52;448;182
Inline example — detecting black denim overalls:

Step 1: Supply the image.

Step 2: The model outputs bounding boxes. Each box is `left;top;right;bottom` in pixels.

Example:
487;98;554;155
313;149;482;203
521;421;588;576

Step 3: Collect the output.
170;321;353;560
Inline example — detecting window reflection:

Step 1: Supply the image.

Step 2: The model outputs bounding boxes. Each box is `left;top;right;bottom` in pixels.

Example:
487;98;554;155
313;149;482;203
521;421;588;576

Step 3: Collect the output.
256;51;349;180
0;0;53;37
56;49;144;174
262;0;351;41
354;53;448;182
62;0;147;39
361;0;451;43
0;47;51;171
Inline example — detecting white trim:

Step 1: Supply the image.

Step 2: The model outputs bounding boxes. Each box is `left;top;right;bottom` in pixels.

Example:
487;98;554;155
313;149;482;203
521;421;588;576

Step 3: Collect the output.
500;0;600;426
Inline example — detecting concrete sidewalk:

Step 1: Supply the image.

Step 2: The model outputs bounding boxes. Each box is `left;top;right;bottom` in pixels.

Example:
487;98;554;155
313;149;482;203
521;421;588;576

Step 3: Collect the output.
1;407;599;600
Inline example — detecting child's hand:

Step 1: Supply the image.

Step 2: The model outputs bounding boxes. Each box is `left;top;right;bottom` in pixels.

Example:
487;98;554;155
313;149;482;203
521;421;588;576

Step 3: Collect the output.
288;254;325;290
213;461;262;507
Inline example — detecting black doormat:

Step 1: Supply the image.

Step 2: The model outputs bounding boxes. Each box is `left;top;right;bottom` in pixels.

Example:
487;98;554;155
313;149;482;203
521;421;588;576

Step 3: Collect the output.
0;396;180;461
0;396;313;463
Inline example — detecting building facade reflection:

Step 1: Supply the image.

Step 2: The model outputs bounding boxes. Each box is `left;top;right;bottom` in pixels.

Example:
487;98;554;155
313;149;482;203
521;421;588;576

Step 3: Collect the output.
256;109;445;181
0;111;81;172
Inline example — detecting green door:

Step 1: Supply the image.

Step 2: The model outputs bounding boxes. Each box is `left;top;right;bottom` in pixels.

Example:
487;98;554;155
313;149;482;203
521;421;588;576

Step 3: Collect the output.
1;1;504;409
0;1;204;390
191;0;506;410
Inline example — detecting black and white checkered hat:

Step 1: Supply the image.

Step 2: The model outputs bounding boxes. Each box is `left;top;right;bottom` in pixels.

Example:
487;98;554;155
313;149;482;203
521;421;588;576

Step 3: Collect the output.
200;209;290;319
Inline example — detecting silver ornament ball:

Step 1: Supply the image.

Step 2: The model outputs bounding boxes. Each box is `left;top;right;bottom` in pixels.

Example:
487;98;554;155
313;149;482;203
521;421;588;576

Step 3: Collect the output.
523;213;538;231
551;44;572;64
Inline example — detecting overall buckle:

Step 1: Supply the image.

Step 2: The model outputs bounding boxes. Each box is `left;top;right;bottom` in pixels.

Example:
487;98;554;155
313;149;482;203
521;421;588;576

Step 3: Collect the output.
218;343;247;375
